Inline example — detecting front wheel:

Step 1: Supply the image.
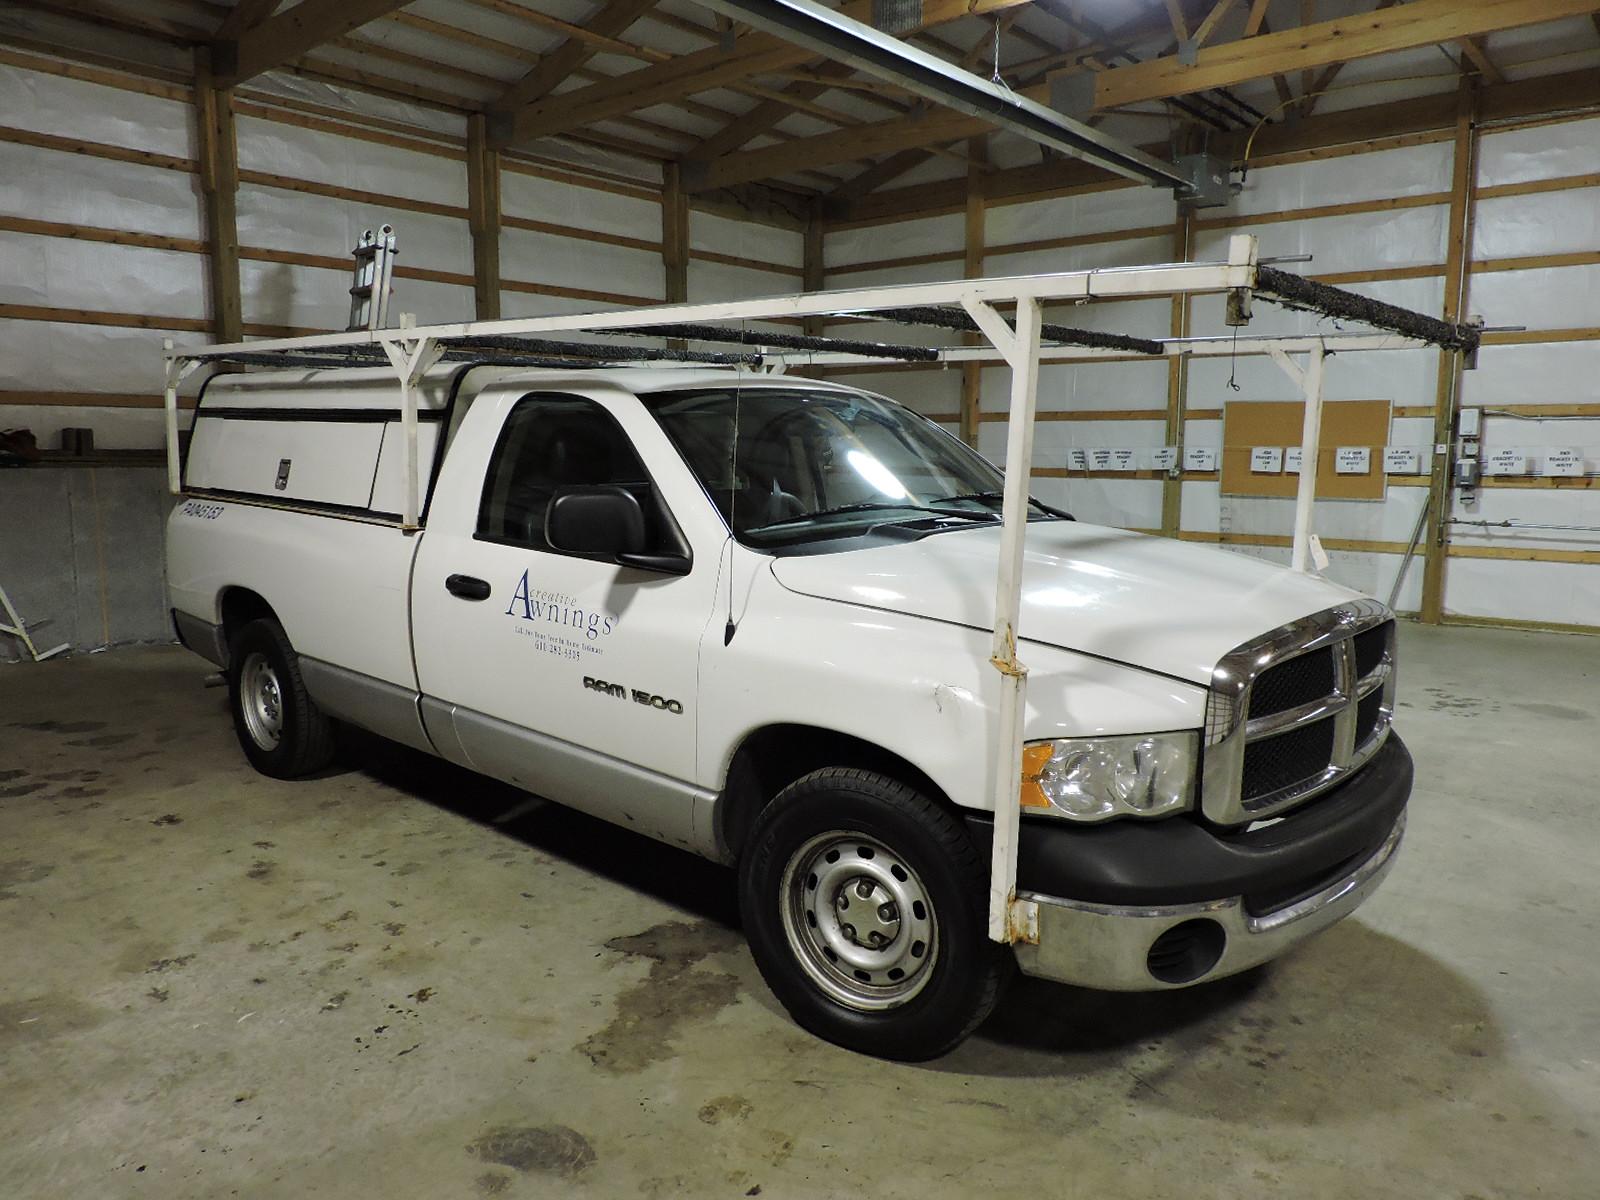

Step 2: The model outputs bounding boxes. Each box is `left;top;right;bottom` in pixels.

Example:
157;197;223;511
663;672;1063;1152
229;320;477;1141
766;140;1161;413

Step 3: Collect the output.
739;768;1011;1060
227;618;335;779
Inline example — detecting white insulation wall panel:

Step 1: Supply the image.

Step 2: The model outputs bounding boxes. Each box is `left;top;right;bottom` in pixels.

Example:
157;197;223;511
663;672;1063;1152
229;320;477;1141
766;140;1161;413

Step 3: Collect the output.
0;235;207;320
241;260;475;332
691;211;803;269
1477;117;1600;186
502;227;661;301
500;171;660;241
236;186;472;275
828;369;961;422
1472;190;1600;261
0;144;202;240
234;116;467;210
0;63;195;158
1230;141;1453;214
826;213;962;269
1444;559;1600;625
985;185;1177;246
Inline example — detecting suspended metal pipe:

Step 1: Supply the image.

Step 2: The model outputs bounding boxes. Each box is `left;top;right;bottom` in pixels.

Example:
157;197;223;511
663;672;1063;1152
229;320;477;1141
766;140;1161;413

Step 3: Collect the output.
687;0;1190;190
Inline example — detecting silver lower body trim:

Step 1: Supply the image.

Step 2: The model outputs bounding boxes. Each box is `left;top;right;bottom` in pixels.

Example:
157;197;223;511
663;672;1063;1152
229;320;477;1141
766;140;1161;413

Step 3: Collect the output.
428;700;721;860
172;609;228;669
1012;813;1405;991
298;657;437;754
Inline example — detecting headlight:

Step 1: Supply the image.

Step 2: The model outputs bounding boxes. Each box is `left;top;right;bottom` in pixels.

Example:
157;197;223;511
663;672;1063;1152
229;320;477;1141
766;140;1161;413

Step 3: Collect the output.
1020;731;1198;822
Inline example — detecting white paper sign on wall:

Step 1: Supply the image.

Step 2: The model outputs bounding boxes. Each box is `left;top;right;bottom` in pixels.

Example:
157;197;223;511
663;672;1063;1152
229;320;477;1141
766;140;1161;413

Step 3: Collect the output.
1335;447;1371;475
1067;448;1088;471
1183;446;1217;472
1284;447;1303;474
1110;448;1139;472
1485;448;1532;475
1250;446;1284;473
1544;447;1584;477
1089;448;1115;471
1383;446;1422;474
1150;446;1178;471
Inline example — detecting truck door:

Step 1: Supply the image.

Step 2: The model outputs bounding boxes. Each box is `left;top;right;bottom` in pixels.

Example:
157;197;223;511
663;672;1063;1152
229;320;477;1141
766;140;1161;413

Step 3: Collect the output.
410;387;723;849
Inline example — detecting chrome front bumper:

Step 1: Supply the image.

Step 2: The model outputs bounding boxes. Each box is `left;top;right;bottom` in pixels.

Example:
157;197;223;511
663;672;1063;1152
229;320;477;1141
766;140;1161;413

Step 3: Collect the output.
1012;813;1405;991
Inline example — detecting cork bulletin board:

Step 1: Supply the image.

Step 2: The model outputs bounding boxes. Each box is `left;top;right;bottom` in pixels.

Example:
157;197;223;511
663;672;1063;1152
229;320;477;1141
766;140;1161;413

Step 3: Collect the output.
1221;399;1392;500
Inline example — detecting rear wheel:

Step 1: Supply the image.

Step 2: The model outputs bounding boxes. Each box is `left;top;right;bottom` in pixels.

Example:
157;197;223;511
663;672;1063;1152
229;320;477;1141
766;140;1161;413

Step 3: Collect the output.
739;767;1011;1060
227;618;335;779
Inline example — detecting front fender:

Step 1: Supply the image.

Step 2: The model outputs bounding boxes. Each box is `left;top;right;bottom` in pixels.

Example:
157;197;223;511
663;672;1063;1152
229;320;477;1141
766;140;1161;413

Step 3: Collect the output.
697;565;1208;813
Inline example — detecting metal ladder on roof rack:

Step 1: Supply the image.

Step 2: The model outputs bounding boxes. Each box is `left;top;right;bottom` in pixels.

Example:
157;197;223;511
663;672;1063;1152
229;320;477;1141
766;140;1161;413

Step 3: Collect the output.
347;225;397;332
0;582;68;662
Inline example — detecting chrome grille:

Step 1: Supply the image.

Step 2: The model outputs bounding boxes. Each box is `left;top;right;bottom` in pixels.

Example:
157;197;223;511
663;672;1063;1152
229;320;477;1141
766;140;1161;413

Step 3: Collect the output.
1201;601;1396;826
1241;715;1339;804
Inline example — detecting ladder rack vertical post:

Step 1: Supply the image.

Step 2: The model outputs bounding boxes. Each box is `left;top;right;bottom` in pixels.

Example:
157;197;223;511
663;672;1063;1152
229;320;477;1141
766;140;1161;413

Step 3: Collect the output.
1290;341;1327;572
383;333;443;531
964;294;1043;944
163;343;199;496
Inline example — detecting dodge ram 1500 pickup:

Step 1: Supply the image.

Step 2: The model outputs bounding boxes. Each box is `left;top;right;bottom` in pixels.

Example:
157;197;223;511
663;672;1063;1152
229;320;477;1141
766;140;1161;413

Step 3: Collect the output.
168;362;1409;1059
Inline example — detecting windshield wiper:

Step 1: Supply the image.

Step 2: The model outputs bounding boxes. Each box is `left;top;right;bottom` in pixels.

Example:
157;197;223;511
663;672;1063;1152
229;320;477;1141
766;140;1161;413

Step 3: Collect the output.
750;501;996;533
933;490;1073;521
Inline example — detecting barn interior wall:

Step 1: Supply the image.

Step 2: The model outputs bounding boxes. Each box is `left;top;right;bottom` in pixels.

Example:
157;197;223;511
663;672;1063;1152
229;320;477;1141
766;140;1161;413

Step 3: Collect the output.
0;51;803;660
824;113;1600;630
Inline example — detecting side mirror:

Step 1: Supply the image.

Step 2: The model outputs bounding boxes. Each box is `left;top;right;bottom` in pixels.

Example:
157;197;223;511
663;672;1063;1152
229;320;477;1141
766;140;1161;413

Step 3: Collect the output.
545;486;690;575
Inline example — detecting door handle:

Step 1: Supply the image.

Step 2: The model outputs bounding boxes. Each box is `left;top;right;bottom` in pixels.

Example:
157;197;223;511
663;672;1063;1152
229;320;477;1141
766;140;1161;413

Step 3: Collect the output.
445;573;492;601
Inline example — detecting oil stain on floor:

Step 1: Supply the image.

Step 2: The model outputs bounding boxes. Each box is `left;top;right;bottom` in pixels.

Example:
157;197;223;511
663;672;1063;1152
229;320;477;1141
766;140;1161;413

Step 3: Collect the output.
578;919;743;1074
466;1124;597;1179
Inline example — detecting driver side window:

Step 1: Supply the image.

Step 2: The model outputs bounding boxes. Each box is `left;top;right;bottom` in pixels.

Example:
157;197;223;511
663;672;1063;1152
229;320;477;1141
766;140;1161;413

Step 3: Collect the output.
476;394;676;555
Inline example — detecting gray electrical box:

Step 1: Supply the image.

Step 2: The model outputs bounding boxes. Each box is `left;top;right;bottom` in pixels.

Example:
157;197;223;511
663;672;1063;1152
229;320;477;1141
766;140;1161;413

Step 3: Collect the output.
1174;154;1238;209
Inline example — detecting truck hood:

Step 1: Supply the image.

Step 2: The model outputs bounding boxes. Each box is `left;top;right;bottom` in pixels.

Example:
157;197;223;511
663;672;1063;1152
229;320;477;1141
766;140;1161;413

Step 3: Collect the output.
768;522;1366;686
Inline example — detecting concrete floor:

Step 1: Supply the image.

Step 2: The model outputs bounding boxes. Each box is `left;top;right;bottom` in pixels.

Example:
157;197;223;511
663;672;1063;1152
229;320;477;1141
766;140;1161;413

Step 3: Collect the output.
1;623;1597;1199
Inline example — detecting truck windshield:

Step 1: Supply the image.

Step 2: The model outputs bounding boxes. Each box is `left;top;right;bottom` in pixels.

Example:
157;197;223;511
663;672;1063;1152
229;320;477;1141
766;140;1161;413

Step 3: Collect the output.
643;386;1057;548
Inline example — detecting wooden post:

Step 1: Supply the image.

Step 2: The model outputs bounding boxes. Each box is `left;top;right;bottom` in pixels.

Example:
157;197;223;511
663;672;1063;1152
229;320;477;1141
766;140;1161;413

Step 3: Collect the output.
960;136;987;448
1420;80;1480;622
1161;212;1193;537
802;200;825;338
661;161;689;305
195;50;242;344
466;113;502;320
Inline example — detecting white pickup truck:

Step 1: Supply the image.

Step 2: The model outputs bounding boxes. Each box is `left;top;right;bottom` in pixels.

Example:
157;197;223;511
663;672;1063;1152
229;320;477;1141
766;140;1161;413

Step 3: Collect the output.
167;362;1409;1059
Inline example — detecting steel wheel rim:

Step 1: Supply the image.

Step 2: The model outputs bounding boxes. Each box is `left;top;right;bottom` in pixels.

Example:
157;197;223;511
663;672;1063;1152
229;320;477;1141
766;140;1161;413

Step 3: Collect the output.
239;651;284;750
779;830;939;1011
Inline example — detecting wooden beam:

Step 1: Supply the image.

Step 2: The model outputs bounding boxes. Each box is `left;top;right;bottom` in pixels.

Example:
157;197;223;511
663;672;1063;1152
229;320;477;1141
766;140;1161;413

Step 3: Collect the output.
1162;0;1191;42
960;136;987;449
490;0;658;113
466;114;502;321
692;84;1047;192
493;0;1038;147
1094;0;1600;110
683;60;856;163
827;145;946;205
1243;0;1271;36
836;63;1600;223
218;0;413;86
195;49;241;344
214;0;281;39
662;162;688;306
1420;81;1479;624
1456;36;1506;84
1161;214;1192;537
1191;0;1243;49
802;202;825;338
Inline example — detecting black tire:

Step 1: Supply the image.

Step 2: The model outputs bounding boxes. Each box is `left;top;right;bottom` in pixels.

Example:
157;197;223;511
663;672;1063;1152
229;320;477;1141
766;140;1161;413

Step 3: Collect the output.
227;617;335;779
739;767;1011;1061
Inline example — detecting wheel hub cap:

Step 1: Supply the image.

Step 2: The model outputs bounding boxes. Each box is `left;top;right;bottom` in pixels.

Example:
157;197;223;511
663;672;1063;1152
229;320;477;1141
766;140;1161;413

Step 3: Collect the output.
239;652;284;750
835;877;900;950
779;832;939;1012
